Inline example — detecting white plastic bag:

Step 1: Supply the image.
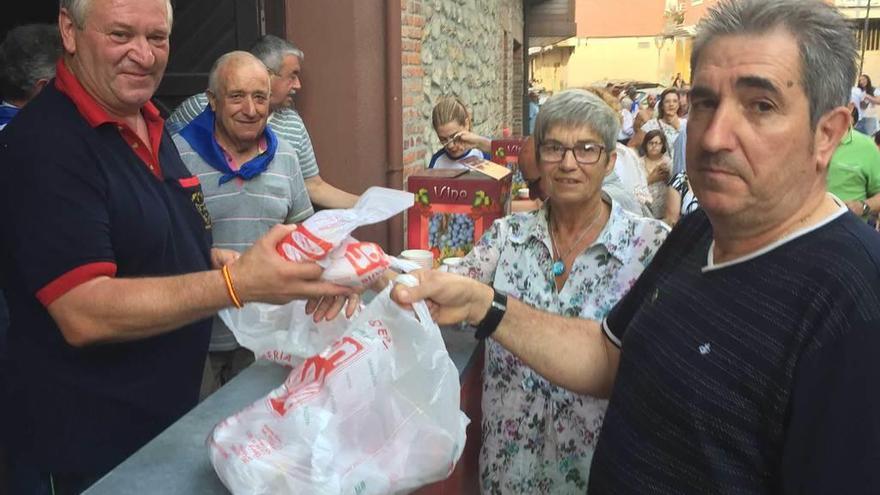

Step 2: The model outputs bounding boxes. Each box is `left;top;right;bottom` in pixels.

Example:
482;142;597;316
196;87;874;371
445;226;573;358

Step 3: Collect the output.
218;262;420;366
276;187;414;288
218;300;351;366
218;185;419;364
209;281;470;495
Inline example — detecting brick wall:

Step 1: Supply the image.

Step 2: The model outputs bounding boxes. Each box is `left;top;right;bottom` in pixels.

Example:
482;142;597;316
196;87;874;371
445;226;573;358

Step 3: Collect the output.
399;0;525;186
512;42;524;134
401;0;426;182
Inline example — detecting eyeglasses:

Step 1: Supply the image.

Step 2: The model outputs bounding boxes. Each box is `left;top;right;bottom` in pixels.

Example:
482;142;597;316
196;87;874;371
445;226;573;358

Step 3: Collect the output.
538;142;605;165
270;69;300;85
439;131;463;148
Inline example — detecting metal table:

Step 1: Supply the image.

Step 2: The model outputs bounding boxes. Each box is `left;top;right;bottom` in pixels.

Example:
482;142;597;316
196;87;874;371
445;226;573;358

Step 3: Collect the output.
83;325;480;494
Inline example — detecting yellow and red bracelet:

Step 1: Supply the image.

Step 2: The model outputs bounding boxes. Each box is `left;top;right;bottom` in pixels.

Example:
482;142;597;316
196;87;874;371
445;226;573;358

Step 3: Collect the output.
221;264;243;308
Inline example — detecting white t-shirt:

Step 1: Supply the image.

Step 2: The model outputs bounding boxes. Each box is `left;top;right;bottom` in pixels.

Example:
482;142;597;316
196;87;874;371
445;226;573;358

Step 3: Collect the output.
859;87;880;119
428;147;486;170
851;86;865;121
614;144;652;215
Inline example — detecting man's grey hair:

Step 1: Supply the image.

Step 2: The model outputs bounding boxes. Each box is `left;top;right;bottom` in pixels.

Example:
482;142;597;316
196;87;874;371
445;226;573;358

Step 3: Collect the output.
533;89;620;153
207;51;270;96
0;24;62;102
249;35;304;74
691;0;857;129
59;0;174;30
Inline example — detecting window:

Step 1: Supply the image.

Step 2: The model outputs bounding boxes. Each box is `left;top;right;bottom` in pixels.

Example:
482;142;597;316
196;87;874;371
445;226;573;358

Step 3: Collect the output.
853;19;880;51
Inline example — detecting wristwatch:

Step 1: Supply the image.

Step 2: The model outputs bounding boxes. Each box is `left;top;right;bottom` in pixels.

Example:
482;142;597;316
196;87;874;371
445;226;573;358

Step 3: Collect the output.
474;288;508;340
861;200;871;216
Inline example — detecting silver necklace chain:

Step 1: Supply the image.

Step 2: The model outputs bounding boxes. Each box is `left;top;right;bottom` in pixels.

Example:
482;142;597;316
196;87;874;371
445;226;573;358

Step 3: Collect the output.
548;204;604;266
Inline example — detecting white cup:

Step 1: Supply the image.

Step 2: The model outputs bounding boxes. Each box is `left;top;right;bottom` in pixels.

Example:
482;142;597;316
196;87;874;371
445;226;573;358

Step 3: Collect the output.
399;249;434;270
517;188;530;199
442;256;463;267
438;256;463;272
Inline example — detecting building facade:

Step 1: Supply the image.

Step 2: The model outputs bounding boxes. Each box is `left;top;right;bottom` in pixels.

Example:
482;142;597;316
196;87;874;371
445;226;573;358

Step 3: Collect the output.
529;0;721;92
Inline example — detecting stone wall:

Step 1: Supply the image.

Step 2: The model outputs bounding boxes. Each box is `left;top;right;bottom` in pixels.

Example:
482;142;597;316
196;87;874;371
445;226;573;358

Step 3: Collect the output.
400;0;525;182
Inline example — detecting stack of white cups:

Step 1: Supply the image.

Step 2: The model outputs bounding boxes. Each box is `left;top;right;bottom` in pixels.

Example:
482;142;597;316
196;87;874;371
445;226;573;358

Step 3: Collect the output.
399;249;434;270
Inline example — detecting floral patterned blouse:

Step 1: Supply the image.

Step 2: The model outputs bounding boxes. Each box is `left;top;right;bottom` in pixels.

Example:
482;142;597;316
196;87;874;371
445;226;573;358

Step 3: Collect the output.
451;199;669;494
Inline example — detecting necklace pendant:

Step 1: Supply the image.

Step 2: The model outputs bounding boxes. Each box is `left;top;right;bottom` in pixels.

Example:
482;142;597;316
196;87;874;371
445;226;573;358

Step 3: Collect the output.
551;260;565;277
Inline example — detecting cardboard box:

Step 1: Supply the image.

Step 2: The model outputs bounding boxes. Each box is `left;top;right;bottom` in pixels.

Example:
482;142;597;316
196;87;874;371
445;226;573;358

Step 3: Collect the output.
490;137;528;195
406;168;511;265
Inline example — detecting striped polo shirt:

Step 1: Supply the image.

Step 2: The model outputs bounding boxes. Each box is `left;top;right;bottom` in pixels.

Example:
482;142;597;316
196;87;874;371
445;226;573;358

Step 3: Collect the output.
174;134;314;351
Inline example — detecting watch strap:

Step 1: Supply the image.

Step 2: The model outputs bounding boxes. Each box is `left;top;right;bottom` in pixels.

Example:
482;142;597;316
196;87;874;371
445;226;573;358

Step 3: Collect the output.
474;289;508;340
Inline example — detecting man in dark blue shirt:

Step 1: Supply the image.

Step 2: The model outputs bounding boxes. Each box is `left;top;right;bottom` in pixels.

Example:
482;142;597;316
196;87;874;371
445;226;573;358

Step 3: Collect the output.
393;0;880;493
0;1;352;493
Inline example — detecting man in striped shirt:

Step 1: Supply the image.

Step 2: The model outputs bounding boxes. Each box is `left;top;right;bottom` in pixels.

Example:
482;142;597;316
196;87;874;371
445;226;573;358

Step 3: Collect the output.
170;35;359;209
173;51;316;393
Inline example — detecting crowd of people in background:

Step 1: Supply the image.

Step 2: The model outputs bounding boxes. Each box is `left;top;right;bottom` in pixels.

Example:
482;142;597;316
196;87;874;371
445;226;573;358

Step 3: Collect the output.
0;0;879;494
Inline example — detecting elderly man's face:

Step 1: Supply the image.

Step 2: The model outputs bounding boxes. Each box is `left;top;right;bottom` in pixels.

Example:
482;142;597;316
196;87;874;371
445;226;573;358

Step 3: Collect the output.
211;61;271;147
686;29;832;228
59;0;170;116
270;54;301;110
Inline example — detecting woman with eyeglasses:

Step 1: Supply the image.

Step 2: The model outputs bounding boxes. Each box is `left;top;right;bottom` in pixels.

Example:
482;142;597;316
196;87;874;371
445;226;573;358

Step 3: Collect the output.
640;129;673;220
428;96;491;169
445;89;669;493
640;88;686;161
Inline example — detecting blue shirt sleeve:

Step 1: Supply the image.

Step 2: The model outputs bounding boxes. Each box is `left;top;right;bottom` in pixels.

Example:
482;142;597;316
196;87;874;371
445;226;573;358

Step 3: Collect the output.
672;125;687;177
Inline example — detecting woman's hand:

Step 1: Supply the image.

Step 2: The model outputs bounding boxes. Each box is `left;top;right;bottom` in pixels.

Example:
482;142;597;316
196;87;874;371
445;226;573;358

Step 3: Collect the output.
454;131;492;153
647;163;671;184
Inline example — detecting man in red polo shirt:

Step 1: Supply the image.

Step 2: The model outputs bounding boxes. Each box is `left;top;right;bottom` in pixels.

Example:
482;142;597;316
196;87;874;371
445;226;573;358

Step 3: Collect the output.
0;0;352;493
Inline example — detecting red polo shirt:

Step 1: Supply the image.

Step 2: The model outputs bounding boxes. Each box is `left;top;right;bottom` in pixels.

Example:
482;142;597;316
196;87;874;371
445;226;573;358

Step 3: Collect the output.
54;59;165;179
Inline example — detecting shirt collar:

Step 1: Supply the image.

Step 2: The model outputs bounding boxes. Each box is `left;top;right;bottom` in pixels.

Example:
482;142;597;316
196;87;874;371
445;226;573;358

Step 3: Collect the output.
54;59;162;129
219;135;269;171
703;193;848;272
510;192;632;264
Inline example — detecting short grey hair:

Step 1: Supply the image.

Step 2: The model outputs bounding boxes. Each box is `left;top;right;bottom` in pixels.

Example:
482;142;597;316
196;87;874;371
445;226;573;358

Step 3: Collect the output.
60;0;174;30
691;0;857;129
207;51;270;95
249;35;304;74
0;24;61;102
533;89;620;153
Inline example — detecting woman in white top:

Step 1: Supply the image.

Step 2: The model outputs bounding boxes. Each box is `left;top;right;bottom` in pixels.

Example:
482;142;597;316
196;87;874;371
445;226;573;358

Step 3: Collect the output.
856;74;880;137
639;129;672;220
640;88;686;161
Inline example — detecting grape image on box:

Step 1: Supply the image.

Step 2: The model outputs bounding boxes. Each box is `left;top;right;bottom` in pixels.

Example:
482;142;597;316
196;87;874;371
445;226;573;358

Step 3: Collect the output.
428;213;475;259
